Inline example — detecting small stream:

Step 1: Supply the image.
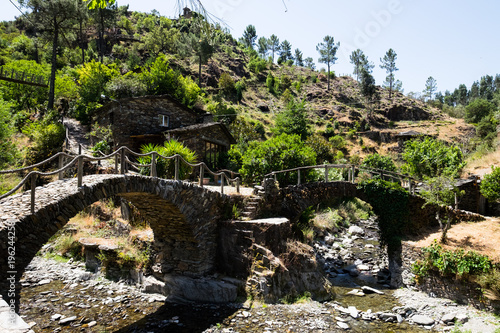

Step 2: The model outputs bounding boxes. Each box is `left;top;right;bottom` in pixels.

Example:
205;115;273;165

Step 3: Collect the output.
19;218;433;332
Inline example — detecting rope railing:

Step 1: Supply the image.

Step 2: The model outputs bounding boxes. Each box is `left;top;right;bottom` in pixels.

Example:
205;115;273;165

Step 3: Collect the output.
263;163;418;194
0;146;242;214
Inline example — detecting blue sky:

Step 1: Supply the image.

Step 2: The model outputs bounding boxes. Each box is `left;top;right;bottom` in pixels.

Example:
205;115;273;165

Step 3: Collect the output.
3;0;499;95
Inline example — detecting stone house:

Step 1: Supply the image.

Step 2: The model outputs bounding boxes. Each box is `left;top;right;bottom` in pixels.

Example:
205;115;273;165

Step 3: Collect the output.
93;95;236;168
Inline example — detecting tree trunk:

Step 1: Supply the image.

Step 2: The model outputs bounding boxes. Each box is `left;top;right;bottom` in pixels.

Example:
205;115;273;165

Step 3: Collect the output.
327;63;330;91
198;55;202;86
47;18;58;111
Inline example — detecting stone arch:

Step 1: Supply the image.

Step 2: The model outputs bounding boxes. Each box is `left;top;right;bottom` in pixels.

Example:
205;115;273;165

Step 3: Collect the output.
0;174;230;309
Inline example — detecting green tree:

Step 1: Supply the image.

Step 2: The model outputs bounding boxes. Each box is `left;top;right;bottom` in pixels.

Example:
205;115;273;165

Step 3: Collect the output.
294;48;304;67
278;40;293;63
20;0;79;110
465;98;496;123
316;35;339;91
179;16;221;85
379;48;399;99
273;99;310;140
424;76;437;101
359;67;378;112
268;34;280;62
257;36;268;58
350;49;373;82
85;0;115;9
239;133;317;185
480;167;500;202
420;176;464;243
143;17;180;57
240;24;257;49
401;137;465;178
76;60;119;103
304;57;315;70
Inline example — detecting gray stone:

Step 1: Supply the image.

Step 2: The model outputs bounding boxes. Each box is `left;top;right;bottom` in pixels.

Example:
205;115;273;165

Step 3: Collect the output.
455;313;468;324
337;321;350;329
59;316;77;325
441;313;456;324
348;225;364;235
412;315;435;326
348;306;359;319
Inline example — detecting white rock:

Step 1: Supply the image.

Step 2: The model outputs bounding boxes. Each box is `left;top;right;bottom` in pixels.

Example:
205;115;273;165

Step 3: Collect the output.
357;264;370;271
337;321;350;329
348;306;359;319
441;313;456;324
38;279;51;285
348;225;364;235
412;314;434;326
455;313;468;324
361;286;384;295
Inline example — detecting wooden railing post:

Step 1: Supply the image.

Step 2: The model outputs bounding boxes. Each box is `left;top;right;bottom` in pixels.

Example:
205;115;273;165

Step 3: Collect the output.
58;155;64;180
273;172;277;182
351;165;356;183
77;156;84;187
30;173;36;214
220;173;224;194
236;177;240;194
65;127;69;150
120;148;125;174
150;152;157;178
115;150;119;174
409;178;413;194
297;169;301;185
78;144;82;155
324;165;329;182
174;155;179;181
199;165;204;187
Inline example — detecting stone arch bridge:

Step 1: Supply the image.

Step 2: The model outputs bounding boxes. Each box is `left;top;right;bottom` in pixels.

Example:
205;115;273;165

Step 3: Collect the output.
0;175;483;308
0;174;232;307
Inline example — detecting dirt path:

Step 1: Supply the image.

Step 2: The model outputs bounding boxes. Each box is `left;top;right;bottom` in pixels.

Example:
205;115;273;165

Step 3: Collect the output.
406;216;500;262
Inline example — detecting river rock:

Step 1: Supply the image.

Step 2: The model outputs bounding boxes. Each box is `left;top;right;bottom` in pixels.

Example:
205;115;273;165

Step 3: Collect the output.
348;306;359;319
347;289;365;297
337;321;349;329
38;279;52;285
348;225;364;235
59;316;77;325
412;314;434;326
455;313;468;324
441;313;456;324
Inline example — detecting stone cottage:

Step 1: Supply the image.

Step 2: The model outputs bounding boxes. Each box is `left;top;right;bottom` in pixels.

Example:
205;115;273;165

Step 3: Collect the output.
93;95;236;168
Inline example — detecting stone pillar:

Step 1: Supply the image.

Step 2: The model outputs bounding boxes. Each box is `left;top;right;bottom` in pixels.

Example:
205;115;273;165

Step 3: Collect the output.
388;242;403;288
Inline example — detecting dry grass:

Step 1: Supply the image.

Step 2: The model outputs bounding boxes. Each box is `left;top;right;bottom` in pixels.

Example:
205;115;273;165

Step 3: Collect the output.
464;145;500;177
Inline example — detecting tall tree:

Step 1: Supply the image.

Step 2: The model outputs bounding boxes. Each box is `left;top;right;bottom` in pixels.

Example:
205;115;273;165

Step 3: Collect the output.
359;67;378;115
257;36;268;58
240;24;257;49
316;35;339;91
350;49;373;82
268;34;280;62
179;16;221;85
379;48;398;99
21;0;79;110
294;48;304;67
424;76;437;101
278;40;293;63
304;57;315;70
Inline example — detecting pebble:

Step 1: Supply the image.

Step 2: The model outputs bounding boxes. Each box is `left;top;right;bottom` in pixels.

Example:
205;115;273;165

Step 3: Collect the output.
59;316;77;325
412;314;435;326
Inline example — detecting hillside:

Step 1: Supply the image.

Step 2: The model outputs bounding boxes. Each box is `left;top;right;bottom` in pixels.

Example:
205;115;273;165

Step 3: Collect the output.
0;4;492;179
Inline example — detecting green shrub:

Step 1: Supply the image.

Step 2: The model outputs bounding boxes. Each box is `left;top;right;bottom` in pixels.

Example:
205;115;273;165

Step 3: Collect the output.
361;153;397;173
239;133;317;185
305;133;334;163
219;72;235;96
248;56;267;74
266;72;276;94
105;72;146;99
138;139;197;180
23;113;65;166
413;241;493;279
481;166;500;202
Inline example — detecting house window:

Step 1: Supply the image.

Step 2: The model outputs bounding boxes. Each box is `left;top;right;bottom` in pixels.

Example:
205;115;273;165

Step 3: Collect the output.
159;114;170;128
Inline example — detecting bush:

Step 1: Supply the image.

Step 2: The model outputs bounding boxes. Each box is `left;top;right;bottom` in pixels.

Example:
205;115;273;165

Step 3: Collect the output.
76;60;120;104
481;166;500;202
239;133;317;185
218;72;235;96
248;56;267;74
266;72;275;94
0;99;17;168
401;137;465;178
138;140;197;180
361;153;397;173
305;133;334;163
23;112;65;166
465;98;496;124
105;72;146;99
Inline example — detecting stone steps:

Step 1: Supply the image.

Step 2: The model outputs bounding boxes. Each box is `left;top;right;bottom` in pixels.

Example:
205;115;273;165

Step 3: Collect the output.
239;196;263;220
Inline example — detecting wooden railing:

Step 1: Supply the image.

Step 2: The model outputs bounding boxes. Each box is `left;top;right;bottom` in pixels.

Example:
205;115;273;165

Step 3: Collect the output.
263;164;418;193
0;66;48;88
0;147;241;214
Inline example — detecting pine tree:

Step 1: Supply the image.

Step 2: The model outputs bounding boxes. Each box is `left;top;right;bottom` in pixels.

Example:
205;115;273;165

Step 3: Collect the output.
380;48;399;99
316;35;339;91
